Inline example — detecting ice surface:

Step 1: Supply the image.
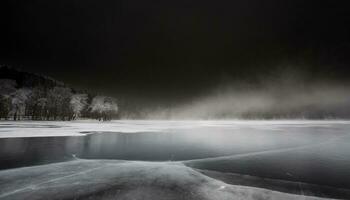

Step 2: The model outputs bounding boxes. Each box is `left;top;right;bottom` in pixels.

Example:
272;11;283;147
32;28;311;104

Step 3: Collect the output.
0;159;333;200
1;120;350;138
1;120;349;199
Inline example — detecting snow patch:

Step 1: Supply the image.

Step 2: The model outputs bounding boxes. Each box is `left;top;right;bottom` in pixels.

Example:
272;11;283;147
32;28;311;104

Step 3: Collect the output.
1;120;349;138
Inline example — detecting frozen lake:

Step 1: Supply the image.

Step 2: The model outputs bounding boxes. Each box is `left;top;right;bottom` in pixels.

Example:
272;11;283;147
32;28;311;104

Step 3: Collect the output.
0;120;350;199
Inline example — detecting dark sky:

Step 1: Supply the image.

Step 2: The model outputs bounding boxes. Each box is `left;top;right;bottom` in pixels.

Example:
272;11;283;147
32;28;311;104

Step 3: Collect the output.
1;0;350;101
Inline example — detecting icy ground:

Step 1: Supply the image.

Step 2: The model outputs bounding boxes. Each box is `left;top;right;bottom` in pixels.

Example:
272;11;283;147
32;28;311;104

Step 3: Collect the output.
0;159;333;200
1;120;350;138
1;120;350;199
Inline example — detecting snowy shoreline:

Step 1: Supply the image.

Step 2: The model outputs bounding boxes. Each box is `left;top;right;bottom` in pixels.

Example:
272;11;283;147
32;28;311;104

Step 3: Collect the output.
1;120;350;138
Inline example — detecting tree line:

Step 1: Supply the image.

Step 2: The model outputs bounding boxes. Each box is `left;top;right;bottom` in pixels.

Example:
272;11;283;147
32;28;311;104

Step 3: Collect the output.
0;79;118;121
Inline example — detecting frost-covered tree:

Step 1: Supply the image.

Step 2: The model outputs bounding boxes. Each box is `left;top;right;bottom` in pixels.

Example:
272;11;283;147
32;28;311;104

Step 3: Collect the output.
36;97;48;120
0;79;17;119
0;71;121;121
25;87;47;120
0;96;11;119
90;96;118;121
70;94;88;119
10;88;32;120
47;87;73;120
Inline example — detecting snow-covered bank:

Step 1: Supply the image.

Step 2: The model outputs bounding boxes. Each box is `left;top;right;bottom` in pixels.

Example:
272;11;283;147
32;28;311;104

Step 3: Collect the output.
0;159;334;200
1;120;350;138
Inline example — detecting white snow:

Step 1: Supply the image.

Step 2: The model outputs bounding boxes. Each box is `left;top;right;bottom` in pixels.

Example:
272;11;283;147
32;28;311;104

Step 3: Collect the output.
0;120;349;138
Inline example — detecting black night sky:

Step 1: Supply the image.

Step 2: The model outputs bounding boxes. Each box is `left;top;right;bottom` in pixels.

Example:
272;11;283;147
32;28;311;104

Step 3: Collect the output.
2;0;350;103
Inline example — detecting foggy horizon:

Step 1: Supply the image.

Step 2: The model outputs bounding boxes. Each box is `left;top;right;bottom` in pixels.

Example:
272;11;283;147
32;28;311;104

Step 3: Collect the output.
3;64;350;120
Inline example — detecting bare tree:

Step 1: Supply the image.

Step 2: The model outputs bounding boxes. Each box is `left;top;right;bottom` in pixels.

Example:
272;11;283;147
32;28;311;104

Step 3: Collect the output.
10;88;32;120
47;87;73;120
90;96;118;121
0;79;17;120
70;94;88;119
0;95;11;120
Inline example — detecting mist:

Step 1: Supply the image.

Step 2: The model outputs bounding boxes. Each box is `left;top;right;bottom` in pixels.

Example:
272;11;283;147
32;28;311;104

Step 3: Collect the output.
142;74;350;120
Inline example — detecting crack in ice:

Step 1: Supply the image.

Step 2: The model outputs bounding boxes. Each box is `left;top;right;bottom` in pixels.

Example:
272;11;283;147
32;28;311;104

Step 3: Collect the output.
184;134;349;163
0;165;106;199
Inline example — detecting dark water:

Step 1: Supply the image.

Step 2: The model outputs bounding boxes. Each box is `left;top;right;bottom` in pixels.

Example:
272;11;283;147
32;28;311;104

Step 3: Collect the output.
1;126;350;192
0;127;335;167
0;130;272;168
